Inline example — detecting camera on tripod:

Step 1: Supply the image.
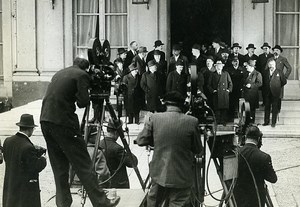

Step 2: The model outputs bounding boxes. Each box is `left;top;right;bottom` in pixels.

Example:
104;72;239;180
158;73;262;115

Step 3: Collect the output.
87;38;116;102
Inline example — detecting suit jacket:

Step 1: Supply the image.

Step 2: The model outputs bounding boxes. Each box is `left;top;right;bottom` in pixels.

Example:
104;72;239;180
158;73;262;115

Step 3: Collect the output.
100;137;138;188
192;55;206;73
166;70;188;97
274;55;292;79
207;71;233;109
40;65;90;129
243;54;258;65
257;53;273;74
263;69;287;98
136;107;202;188
140;71;165;111
132;55;147;75
234;143;277;207
168;54;189;74
124;50;136;70
146;49;166;63
3;133;47;207
243;70;263;109
226;65;245;99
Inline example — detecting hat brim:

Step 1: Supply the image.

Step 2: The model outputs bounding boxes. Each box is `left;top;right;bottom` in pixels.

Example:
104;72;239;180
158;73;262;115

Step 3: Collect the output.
16;123;38;128
272;47;283;52
261;46;271;49
246;47;256;50
231;46;242;49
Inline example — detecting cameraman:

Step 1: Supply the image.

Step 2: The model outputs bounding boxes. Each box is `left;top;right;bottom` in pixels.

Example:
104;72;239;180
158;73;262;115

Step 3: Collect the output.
40;57;120;207
234;126;277;207
3;114;46;207
135;91;202;206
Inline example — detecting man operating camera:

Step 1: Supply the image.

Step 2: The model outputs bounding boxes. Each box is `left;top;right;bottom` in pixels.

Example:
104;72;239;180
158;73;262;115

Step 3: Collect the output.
40;57;120;207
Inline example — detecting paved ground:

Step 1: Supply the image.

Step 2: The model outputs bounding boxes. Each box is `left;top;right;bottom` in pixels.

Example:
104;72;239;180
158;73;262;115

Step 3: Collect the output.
0;100;299;206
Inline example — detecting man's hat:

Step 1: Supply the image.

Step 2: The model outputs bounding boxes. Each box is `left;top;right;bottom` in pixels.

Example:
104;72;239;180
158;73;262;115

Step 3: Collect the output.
214;57;224;64
231;56;239;62
246;43;256;50
172;44;182;51
153;50;161;56
272;45;283;53
231;43;242;49
128;63;138;71
16;114;38;128
261;42;271;49
206;56;215;62
117;48;127;55
245;58;256;67
154;40;164;47
164;91;185;106
192;44;201;50
147;60;156;68
175;59;184;66
221;48;230;54
138;46;148;53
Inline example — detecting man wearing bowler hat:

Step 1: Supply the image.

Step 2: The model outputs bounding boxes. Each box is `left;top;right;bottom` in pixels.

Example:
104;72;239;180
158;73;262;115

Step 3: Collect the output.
228;42;244;66
3;114;47;207
146;40;166;64
243;44;258;66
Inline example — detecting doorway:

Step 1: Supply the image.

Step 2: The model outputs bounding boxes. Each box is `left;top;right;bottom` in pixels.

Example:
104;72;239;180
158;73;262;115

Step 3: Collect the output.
171;0;232;60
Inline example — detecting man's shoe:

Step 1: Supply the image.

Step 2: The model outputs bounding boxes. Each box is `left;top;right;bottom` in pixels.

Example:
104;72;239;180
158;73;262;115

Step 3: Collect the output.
104;196;120;207
271;123;276;128
262;123;269;126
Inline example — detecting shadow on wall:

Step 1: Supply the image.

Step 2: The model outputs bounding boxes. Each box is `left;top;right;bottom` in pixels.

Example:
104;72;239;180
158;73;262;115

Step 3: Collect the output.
12;81;50;107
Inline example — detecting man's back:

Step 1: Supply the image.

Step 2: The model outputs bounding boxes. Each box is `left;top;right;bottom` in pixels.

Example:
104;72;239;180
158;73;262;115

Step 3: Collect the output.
40;65;90;128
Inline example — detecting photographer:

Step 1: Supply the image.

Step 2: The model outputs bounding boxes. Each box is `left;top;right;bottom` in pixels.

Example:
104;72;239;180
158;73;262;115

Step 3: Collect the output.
40;57;120;207
135;91;203;206
234;126;277;207
3;114;46;207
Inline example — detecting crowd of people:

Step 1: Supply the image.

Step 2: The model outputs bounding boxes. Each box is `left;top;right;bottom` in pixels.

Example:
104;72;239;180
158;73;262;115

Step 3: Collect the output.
114;39;292;127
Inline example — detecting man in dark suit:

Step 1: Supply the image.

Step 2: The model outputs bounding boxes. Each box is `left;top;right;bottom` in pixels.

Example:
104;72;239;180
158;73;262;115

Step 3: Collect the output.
124;41;138;70
209;38;225;60
263;59;287;127
152;50;167;88
146;40;166;64
3;114;46;207
132;46;148;75
234;125;277;207
166;60;188;97
228;43;244;66
243;59;263;123
135;91;202;206
40;57;120;207
100;119;138;188
168;44;189;74
243;44;259;66
140;60;165;112
191;44;206;73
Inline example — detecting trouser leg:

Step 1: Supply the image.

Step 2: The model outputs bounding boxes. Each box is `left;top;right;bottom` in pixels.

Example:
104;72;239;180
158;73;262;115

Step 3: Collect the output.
168;187;191;207
128;113;133;123
264;94;271;124
147;182;168;207
271;96;279;125
134;111;140;124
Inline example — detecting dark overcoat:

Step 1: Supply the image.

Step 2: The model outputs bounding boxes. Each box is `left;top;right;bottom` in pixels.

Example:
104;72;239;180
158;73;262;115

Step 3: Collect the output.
140;72;165;111
100;137;138;188
228;53;244;66
168;54;189;74
263;69;287;99
132;55;147;75
123;50;136;70
123;73;144;113
207;71;233;110
243;70;263;109
257;53;273;73
166;70;188;97
3;133;47;207
146;49;166;63
234;143;277;207
136;107;202;188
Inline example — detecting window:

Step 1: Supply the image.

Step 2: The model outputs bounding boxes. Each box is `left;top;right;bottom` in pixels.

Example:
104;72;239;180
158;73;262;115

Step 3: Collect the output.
275;0;300;80
0;0;3;80
75;0;128;62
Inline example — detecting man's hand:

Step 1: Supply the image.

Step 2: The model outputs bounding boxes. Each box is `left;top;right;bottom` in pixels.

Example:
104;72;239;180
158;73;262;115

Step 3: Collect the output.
246;83;251;88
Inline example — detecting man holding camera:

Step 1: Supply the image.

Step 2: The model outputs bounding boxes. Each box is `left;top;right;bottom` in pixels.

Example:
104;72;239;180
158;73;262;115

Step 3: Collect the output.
234;126;277;207
40;57;120;207
135;91;203;206
3;114;47;207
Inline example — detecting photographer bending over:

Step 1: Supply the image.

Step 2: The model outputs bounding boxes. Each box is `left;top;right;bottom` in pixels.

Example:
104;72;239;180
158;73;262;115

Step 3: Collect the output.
40;57;120;207
135;91;203;206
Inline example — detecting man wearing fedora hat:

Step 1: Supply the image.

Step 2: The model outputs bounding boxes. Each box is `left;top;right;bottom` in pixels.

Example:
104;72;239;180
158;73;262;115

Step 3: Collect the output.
3;114;47;207
243;44;258;66
209;38;225;60
146;40;166;64
124;40;138;70
168;44;189;74
228;42;244;67
132;46;148;75
135;91;202;206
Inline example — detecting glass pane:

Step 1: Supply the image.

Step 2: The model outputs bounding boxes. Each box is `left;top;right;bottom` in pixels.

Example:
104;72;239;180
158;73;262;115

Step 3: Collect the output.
0;14;2;42
77;48;89;60
280;48;299;80
77;0;99;13
77;15;98;46
105;0;127;13
276;14;299;46
0;0;2;11
105;15;127;47
0;45;3;78
276;0;299;12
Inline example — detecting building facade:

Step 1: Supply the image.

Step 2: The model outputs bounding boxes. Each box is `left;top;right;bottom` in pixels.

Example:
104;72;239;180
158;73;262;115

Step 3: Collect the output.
0;0;299;106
